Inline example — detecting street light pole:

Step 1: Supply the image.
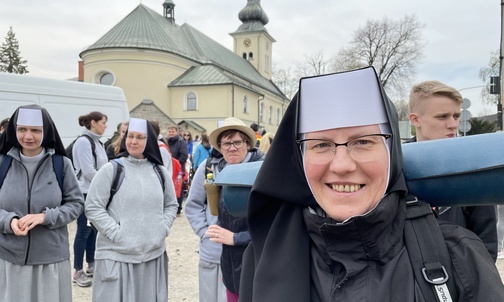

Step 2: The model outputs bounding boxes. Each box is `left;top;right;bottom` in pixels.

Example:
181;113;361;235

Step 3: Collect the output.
499;0;504;130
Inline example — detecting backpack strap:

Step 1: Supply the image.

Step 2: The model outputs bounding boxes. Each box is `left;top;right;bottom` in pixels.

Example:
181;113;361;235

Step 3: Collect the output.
153;164;165;189
108;158;125;210
403;195;456;302
0;155;13;189
81;134;97;169
51;154;65;201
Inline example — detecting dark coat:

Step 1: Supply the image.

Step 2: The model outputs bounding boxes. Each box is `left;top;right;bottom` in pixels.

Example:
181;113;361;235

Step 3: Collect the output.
167;134;188;171
239;67;504;301
403;136;498;261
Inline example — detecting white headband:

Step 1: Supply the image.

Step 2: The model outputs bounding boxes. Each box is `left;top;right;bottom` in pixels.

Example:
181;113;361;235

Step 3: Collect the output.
17;108;43;127
299;68;388;133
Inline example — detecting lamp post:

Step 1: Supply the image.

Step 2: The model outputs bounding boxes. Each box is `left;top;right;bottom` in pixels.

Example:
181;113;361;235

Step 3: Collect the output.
499;0;504;130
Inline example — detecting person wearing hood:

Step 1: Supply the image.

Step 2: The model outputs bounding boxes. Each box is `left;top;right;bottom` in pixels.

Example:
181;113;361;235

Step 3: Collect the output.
239;67;504;301
0;105;84;301
85;118;178;302
185;117;265;302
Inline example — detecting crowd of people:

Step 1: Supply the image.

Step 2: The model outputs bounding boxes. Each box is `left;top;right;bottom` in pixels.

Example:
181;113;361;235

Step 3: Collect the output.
1;66;504;301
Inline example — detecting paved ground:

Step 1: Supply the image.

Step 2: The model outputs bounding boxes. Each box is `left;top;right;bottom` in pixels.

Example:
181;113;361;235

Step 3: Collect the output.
69;214;504;302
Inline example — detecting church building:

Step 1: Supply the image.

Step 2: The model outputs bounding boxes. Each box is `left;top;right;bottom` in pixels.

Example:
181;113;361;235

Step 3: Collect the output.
79;0;288;136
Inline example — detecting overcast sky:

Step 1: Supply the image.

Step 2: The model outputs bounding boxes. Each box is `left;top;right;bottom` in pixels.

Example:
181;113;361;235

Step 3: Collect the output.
0;0;500;116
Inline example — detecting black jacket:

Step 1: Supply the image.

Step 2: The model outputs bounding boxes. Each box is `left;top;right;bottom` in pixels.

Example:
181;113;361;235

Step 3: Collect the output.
403;136;498;261
167;134;188;171
240;68;504;301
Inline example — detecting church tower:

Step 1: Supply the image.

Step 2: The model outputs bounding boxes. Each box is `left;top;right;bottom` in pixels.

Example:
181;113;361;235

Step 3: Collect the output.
231;0;275;80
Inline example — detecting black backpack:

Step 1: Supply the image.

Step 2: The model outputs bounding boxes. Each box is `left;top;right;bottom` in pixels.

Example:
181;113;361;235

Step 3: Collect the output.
90;158;165;232
404;195;457;302
65;134;96;179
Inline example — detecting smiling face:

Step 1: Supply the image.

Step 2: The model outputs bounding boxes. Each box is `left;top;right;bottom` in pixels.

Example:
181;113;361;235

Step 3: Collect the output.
302;124;389;222
125;131;147;159
409;96;461;142
17;125;44;157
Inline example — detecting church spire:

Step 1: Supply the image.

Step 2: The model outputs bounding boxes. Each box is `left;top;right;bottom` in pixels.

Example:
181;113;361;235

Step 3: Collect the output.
238;0;269;26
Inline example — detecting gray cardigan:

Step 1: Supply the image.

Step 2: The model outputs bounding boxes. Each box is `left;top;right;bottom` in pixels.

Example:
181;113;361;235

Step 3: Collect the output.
0;147;84;265
85;156;178;263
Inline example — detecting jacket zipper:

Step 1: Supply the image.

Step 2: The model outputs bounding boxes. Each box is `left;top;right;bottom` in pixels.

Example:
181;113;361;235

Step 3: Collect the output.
21;153;51;265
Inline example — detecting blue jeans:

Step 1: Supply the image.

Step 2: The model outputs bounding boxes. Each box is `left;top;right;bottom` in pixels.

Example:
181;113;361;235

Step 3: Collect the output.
73;206;96;271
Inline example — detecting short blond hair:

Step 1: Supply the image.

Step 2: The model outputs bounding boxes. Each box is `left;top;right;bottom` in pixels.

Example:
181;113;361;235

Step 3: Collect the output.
409;81;463;114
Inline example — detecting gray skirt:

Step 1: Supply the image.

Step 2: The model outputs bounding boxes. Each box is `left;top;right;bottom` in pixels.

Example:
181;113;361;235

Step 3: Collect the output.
92;252;168;302
0;258;72;302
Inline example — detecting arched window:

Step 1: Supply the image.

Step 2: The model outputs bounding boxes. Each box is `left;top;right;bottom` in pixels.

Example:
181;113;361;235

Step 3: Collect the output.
243;95;248;113
276;108;281;126
249;52;254;60
268;106;273;124
259;102;264;123
242;53;247;59
185;92;197;111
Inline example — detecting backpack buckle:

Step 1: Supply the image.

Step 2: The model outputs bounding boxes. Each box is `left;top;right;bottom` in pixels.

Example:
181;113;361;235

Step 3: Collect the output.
421;264;449;285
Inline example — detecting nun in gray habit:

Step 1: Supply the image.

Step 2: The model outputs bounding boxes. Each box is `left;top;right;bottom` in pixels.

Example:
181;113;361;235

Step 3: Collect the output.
86;118;178;302
0;105;84;301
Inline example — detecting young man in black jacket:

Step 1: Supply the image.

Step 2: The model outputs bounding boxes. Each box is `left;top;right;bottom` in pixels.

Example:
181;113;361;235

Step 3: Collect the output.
407;80;498;261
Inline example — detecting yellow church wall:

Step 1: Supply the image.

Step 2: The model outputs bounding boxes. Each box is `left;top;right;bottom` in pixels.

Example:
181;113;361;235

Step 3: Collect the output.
81;48;195;115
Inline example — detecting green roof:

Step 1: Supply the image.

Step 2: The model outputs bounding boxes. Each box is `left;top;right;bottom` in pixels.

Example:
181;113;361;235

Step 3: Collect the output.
81;4;284;98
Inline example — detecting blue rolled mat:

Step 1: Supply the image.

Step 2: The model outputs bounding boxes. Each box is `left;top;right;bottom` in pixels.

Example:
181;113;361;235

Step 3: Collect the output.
216;132;504;217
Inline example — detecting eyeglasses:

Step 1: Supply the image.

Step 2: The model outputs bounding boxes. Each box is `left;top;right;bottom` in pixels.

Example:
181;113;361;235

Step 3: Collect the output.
219;139;247;150
297;134;391;164
183;134;190;137
126;134;147;141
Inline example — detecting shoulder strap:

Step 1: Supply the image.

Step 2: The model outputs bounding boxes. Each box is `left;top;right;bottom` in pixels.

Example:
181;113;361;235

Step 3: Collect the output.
108;158;125;209
403;195;457;302
52;154;65;197
82;134;97;168
153;163;166;189
0;155;13;189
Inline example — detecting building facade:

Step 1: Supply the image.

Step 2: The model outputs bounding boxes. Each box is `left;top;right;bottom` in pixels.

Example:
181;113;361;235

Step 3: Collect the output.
79;0;288;137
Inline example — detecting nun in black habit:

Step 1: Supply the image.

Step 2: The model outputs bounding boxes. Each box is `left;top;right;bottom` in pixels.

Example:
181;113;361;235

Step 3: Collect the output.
0;105;84;301
239;67;504;301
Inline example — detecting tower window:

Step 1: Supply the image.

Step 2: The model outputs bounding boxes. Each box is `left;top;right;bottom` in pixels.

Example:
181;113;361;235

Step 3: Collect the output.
242;53;247;59
249;52;254;60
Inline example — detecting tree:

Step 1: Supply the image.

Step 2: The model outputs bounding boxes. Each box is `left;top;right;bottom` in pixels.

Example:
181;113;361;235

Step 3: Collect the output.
466;117;498;135
332;15;425;99
0;27;29;74
297;50;332;77
271;64;299;100
478;49;499;105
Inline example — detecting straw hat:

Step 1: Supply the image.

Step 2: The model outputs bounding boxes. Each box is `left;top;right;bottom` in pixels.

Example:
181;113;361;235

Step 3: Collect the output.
209;117;257;152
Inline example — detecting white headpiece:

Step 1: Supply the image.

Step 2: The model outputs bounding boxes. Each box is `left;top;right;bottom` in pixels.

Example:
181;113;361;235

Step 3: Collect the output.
128;118;147;134
17;108;43;127
299;68;388;133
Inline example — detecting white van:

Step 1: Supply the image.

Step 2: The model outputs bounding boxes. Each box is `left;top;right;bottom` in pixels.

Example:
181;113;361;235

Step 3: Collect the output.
0;73;130;146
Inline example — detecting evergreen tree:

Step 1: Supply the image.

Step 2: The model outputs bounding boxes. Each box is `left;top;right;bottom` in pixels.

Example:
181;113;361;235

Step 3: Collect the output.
0;27;29;74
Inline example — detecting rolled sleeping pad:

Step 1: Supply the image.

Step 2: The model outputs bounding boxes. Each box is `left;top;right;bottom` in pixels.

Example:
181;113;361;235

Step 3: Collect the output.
215;132;504;217
402;132;504;207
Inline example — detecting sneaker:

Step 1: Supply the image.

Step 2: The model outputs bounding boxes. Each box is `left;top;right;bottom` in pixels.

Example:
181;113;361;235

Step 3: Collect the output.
73;270;92;287
85;266;94;277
